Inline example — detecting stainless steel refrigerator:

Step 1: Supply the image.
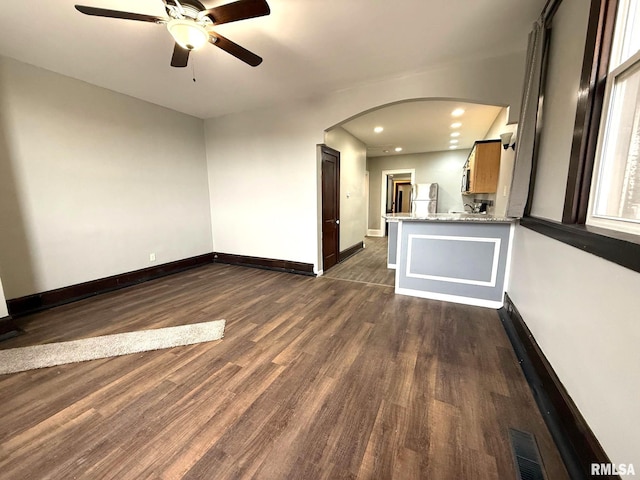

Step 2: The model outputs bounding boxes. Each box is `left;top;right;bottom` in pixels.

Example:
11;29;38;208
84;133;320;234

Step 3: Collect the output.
411;183;438;215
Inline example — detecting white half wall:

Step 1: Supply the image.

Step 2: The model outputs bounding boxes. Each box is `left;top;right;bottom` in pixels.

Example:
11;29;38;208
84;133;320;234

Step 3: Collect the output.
0;56;213;299
324;127;367;251
509;225;640;468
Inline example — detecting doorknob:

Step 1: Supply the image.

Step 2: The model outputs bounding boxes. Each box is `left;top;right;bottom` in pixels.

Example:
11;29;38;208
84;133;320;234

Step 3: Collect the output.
336;219;340;224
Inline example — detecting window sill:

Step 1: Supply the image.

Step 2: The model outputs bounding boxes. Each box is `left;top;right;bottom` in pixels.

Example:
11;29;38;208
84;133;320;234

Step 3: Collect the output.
520;216;640;274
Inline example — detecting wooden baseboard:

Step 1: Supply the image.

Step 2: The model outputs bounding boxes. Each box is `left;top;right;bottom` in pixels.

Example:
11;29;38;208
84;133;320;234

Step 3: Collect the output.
7;251;315;318
499;293;618;480
213;253;315;276
339;241;364;262
7;253;215;318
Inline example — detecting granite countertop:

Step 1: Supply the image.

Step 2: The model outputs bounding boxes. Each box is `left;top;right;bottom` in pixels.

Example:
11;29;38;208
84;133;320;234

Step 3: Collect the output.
383;212;516;223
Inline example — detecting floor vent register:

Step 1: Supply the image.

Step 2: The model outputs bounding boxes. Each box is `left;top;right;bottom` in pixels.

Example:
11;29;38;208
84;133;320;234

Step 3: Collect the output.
509;428;547;480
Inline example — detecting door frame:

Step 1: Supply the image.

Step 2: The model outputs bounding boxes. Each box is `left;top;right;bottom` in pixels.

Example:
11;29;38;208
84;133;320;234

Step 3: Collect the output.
365;171;370;232
378;169;415;236
393;180;412;213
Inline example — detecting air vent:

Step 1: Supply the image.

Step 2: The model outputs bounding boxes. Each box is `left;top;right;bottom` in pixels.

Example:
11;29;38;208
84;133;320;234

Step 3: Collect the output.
509;428;547;480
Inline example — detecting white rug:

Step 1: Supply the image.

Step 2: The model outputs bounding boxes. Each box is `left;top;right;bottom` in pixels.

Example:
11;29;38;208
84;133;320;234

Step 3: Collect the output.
0;319;225;375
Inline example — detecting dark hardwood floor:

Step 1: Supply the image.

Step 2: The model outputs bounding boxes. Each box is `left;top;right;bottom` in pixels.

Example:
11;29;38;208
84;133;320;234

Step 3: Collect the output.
323;236;395;286
0;263;569;479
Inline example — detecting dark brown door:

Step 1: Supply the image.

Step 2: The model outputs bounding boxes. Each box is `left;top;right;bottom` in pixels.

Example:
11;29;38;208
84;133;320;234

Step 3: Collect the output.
321;145;340;271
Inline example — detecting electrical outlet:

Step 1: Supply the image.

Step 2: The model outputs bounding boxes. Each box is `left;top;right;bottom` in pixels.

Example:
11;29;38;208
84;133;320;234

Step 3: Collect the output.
149;253;156;262
503;185;508;197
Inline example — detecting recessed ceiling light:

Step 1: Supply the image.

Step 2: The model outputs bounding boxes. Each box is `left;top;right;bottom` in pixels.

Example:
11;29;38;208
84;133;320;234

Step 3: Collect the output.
449;145;458;149
374;126;384;133
451;122;462;128
450;139;459;144
395;147;403;152
451;108;465;117
450;132;461;137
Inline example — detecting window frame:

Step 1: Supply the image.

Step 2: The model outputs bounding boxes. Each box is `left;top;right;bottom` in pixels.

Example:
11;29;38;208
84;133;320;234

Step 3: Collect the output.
587;16;640;234
521;0;640;274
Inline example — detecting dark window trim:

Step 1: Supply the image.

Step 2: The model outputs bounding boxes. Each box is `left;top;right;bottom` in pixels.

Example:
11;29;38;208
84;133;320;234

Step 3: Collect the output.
562;0;616;224
521;216;640;273
520;0;640;274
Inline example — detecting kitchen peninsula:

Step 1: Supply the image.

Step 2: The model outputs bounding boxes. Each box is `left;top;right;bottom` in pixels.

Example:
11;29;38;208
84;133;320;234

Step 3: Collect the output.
385;213;515;308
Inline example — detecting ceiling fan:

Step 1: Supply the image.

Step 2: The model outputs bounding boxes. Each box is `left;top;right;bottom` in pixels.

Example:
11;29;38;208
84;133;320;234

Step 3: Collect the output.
74;0;270;67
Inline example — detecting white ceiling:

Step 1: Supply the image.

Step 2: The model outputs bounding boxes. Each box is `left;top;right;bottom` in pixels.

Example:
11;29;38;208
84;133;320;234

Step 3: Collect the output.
0;0;544;120
339;100;503;156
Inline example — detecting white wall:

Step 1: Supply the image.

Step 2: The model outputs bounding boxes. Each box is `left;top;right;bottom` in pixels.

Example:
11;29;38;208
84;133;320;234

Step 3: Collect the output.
324;127;367;251
204;51;527;271
0;56;213;299
509;227;640;467
366;150;470;230
0;276;8;317
204;101;321;265
528;0;590;221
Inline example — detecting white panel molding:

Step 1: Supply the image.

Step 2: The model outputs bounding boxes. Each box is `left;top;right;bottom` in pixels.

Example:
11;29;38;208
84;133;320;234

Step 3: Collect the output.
395;287;503;308
394;221;403;287
405;234;501;287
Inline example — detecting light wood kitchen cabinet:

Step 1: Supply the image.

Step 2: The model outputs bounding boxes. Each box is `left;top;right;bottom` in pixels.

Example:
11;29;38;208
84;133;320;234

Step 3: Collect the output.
461;139;501;194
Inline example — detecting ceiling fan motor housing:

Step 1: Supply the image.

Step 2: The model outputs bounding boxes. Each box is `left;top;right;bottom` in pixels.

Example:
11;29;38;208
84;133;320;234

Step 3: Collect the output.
166;0;213;51
167;0;207;20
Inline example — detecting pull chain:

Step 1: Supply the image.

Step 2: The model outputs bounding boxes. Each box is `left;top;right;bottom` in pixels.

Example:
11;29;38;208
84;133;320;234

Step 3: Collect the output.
191;55;197;82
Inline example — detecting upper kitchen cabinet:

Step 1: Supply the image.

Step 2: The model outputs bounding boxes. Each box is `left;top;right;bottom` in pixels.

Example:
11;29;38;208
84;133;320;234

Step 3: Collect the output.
461;140;501;194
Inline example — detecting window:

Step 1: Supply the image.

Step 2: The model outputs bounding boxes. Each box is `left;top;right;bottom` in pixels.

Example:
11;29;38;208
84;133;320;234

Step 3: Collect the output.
518;0;640;275
588;0;640;234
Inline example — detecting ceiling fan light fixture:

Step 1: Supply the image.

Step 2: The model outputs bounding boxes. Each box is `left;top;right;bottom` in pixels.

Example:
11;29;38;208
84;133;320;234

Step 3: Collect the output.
167;19;209;50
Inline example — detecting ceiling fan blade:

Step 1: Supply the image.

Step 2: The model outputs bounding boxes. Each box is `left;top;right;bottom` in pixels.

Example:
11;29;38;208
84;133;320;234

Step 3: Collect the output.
170;43;190;67
200;0;270;25
74;5;165;23
210;33;262;67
